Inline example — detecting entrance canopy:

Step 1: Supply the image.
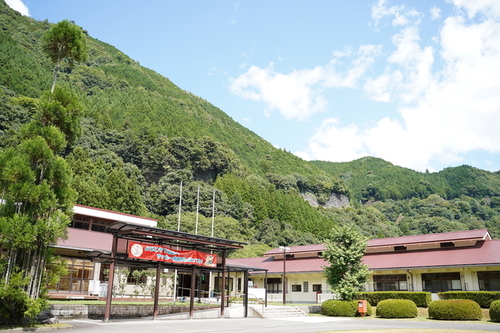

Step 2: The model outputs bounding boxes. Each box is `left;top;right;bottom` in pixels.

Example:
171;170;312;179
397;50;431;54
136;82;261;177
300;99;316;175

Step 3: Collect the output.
90;222;267;321
107;221;246;251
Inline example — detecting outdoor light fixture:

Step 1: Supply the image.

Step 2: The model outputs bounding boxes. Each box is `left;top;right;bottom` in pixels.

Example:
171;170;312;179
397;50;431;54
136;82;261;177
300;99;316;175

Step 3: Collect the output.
279;246;290;305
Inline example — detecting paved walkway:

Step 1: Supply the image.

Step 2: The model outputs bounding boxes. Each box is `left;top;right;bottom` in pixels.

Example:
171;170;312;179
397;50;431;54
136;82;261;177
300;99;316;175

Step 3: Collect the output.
60;304;499;333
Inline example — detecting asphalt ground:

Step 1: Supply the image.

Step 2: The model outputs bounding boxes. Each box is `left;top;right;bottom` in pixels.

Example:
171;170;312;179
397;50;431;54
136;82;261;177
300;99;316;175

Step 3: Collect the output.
62;316;500;333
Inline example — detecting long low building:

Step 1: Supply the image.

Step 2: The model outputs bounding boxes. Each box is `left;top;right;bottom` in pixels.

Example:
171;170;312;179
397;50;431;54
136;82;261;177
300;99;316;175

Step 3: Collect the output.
51;205;500;303
227;229;500;303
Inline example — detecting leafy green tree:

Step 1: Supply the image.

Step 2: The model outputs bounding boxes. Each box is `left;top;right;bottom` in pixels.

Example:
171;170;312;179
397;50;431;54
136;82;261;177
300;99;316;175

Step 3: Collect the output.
35;86;83;145
322;224;369;301
41;20;88;93
0;116;76;323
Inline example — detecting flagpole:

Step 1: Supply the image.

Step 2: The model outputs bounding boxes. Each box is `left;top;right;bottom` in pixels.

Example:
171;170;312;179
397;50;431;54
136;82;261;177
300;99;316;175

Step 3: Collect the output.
174;181;183;304
211;190;215;237
209;190;215;300
177;181;183;232
195;186;200;234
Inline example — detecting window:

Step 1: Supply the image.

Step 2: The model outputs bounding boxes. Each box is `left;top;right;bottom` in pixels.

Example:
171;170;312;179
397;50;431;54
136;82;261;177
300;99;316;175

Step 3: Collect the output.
303;281;309;292
292;284;301;292
71;215;112;233
422;272;461;293
50;258;94;293
312;284;322;292
91;219;108;232
214;277;234;292
440;242;455;248
478;271;500;291
266;278;282;294
72;215;90;230
394;246;407;251
373;274;408;291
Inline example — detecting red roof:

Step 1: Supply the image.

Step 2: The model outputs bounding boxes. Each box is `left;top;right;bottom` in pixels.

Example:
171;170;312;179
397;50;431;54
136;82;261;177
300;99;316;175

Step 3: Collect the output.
262;229;492;256
228;256;328;274
367;229;491;247
229;238;500;274
363;240;500;270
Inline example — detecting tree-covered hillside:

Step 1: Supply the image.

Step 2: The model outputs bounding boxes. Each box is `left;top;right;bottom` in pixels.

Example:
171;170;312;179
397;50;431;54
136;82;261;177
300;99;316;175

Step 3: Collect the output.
312;157;500;203
1;0;499;256
312;157;500;238
0;1;346;253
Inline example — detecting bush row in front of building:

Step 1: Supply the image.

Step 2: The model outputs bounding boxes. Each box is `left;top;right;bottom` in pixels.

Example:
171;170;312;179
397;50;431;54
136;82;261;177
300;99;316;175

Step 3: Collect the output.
428;299;482;320
321;300;373;317
356;291;431;307
437;291;500;308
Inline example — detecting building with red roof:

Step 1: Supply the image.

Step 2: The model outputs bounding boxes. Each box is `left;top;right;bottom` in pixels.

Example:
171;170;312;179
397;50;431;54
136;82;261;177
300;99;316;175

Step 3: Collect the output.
51;204;158;298
227;229;500;303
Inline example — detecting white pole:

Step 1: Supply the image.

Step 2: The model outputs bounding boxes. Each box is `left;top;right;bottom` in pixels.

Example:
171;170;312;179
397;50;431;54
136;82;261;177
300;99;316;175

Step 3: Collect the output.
177;181;183;232
174;181;183;304
195;186;200;234
211;190;215;237
209;190;215;300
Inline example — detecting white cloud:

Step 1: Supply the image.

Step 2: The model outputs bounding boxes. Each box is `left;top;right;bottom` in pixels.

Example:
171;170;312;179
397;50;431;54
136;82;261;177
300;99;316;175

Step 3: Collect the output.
365;26;435;104
295;118;368;162
5;0;29;16
371;0;422;27
298;1;500;171
430;6;441;20
229;45;381;121
451;0;500;19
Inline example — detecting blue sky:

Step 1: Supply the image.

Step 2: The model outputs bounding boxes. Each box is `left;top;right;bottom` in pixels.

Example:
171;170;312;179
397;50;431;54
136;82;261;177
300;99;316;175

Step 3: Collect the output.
7;0;500;172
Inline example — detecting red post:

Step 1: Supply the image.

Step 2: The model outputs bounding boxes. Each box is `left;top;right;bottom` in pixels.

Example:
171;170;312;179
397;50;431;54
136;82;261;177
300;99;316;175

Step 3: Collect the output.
104;235;118;322
153;264;161;319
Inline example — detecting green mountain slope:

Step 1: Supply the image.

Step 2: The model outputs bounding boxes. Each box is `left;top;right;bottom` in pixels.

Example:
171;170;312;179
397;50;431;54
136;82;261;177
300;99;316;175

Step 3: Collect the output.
1;1;499;245
312;157;500;202
0;2;321;179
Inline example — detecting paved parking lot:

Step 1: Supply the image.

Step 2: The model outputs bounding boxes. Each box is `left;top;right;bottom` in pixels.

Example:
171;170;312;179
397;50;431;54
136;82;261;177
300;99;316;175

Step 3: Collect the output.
63;316;499;333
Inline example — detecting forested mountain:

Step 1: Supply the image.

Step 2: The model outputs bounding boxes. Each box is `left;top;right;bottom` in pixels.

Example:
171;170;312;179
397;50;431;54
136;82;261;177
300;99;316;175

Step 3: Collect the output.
313;157;500;238
1;1;499;258
312;157;500;203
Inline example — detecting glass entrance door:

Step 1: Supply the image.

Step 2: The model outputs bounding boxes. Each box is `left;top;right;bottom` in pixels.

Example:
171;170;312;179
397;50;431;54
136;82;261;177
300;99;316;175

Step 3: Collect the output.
53;258;94;293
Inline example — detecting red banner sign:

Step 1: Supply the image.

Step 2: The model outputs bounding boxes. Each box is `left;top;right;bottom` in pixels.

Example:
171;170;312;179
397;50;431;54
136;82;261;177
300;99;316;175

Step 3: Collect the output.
128;241;217;267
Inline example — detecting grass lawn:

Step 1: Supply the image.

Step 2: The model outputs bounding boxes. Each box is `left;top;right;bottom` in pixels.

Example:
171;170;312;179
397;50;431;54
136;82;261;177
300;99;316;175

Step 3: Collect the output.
0;323;73;331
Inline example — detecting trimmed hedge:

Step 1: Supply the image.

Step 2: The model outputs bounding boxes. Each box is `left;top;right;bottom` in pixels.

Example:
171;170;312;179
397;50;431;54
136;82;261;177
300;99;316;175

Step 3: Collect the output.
321;300;372;317
357;292;431;307
438;291;500;308
490;300;500;322
376;299;417;318
428;299;482;320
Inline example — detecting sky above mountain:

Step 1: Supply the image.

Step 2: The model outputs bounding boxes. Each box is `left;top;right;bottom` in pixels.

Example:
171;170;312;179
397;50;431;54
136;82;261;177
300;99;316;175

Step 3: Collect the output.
8;0;500;172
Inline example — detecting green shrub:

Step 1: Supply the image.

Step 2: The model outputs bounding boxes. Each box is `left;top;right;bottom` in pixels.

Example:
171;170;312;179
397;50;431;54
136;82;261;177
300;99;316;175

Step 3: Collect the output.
357;292;431;307
0;272;48;325
490;300;500;322
375;299;417;318
428;299;482;321
321;300;372;317
438;291;500;308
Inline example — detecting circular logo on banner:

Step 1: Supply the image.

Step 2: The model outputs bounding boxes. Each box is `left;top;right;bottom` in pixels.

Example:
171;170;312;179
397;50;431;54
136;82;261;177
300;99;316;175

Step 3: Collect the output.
130;244;143;257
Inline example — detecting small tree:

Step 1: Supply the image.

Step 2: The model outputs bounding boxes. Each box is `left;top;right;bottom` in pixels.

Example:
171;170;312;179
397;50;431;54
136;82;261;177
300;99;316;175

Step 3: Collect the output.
41;20;88;93
322;224;369;301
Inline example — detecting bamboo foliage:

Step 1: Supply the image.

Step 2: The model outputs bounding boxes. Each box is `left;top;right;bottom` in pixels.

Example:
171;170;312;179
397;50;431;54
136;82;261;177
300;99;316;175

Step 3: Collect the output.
0;86;77;300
